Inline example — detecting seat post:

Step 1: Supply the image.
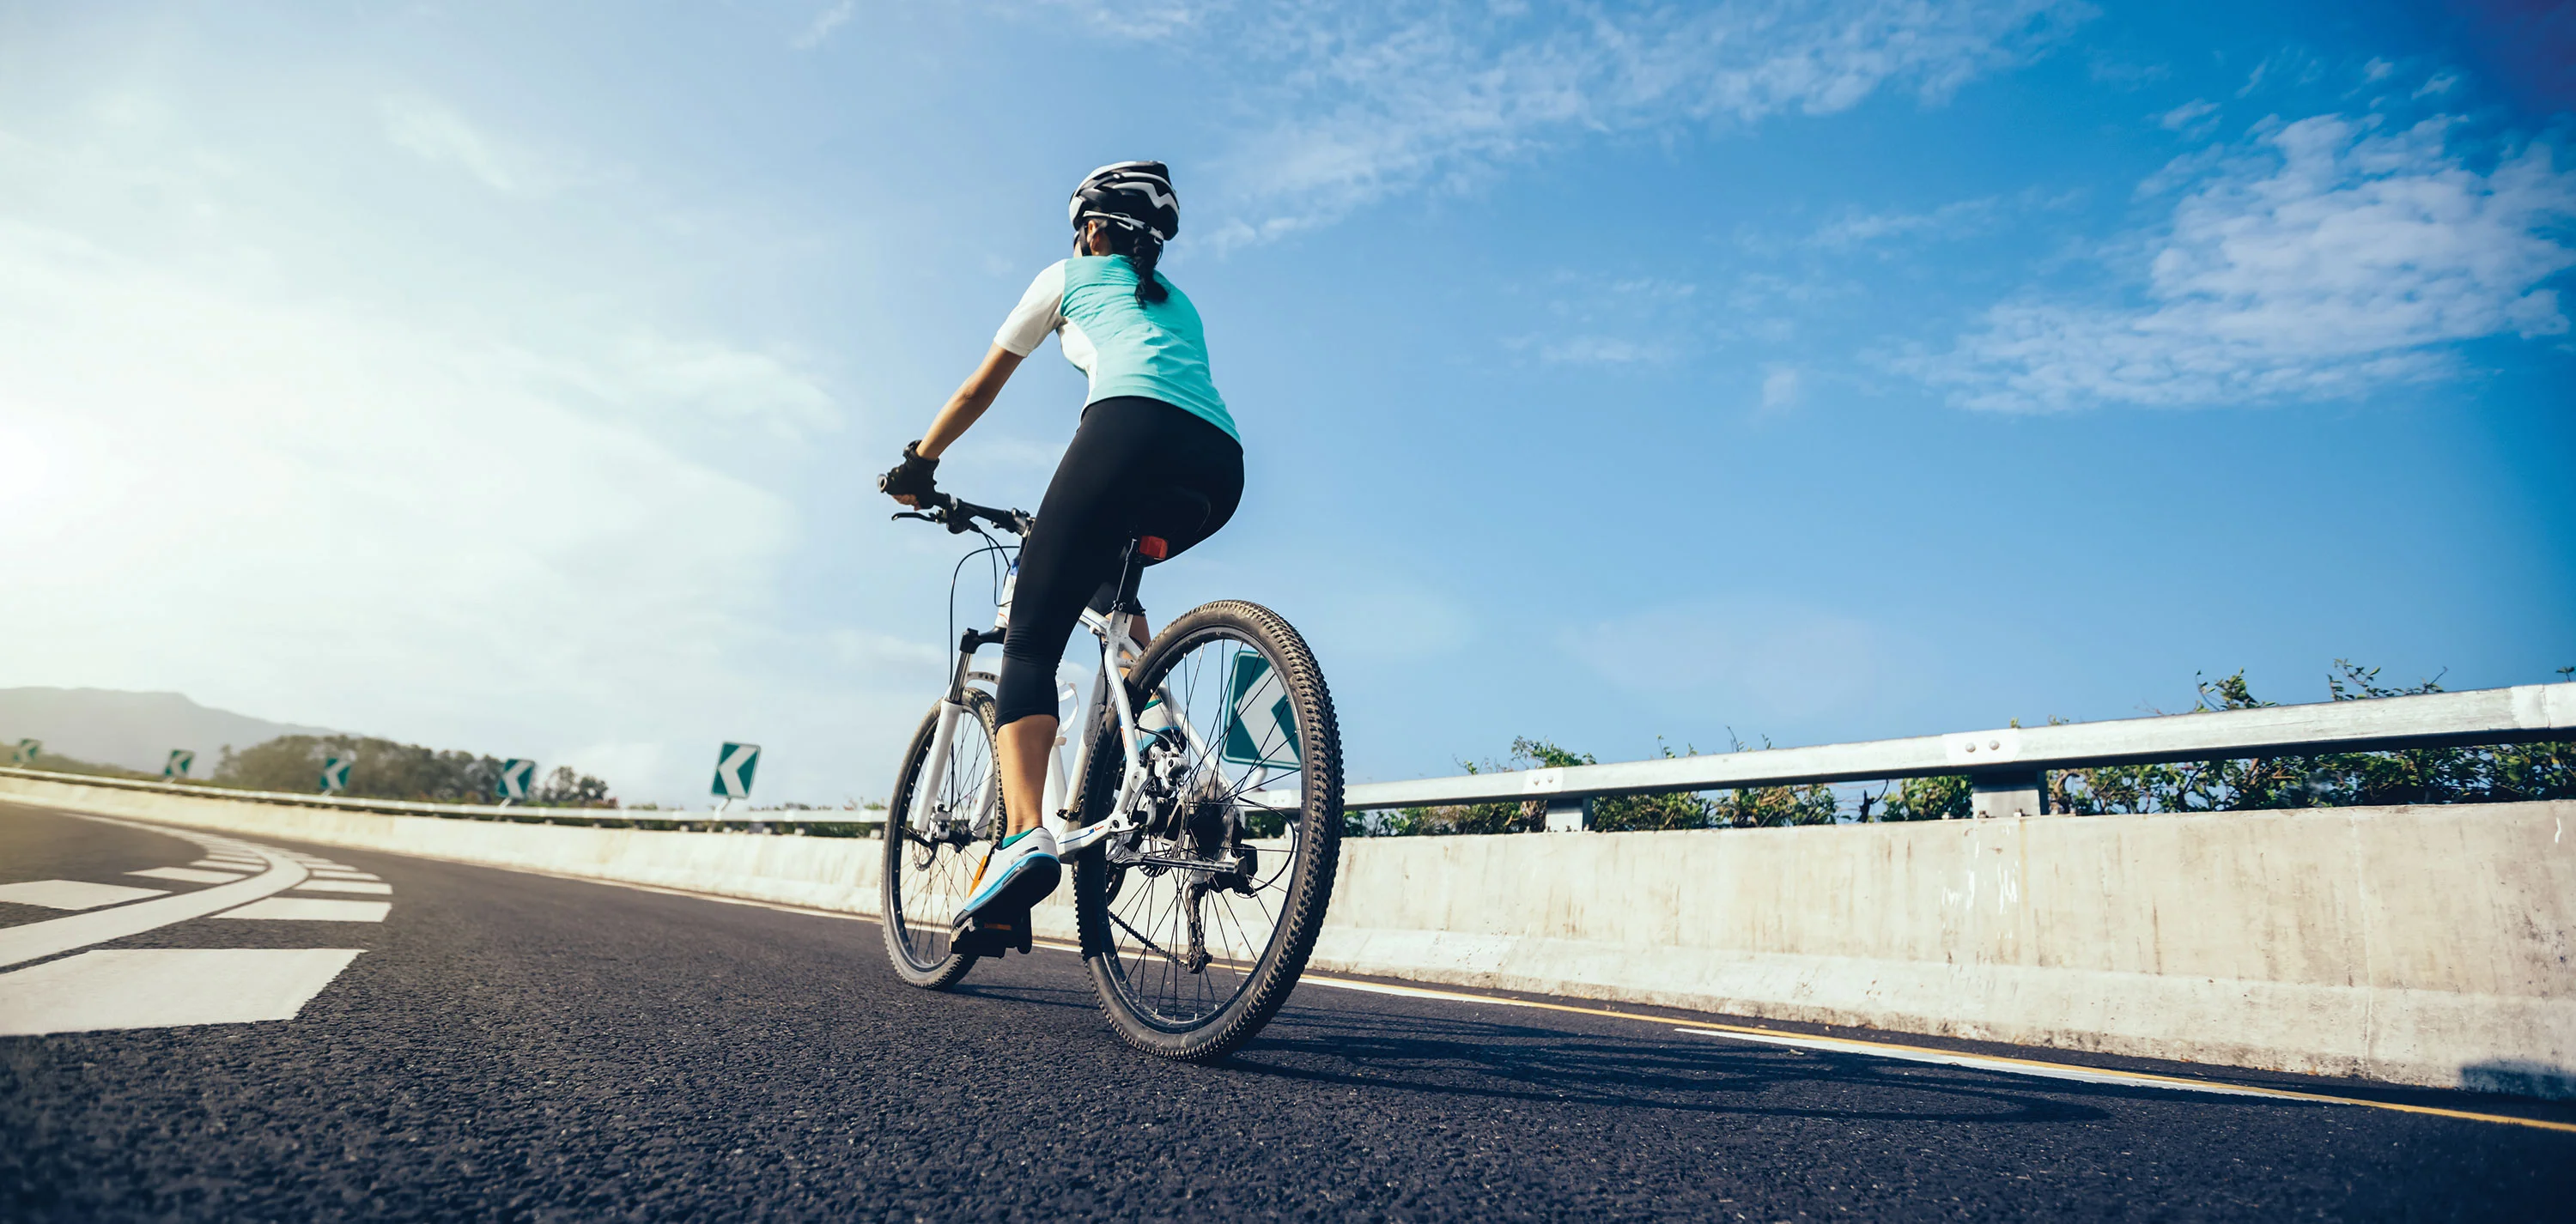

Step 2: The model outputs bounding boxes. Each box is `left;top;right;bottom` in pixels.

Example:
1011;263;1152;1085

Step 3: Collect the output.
1109;537;1155;615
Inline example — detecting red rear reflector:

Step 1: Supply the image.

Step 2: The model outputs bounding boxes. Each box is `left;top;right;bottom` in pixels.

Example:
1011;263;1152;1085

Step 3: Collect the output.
1139;536;1170;560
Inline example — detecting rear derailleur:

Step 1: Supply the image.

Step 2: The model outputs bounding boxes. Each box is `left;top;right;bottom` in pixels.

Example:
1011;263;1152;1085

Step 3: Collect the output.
1103;742;1258;973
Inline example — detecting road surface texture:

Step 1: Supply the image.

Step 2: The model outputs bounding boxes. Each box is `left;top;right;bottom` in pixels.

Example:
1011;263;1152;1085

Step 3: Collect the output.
4;800;2570;1221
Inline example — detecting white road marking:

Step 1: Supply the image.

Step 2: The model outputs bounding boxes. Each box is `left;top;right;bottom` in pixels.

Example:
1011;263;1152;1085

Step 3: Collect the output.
128;867;249;885
0;880;170;911
0;837;308;968
216;898;390;922
293;881;392;895
1670;1027;2283;1099
0;948;364;1036
308;870;380;882
192;859;257;870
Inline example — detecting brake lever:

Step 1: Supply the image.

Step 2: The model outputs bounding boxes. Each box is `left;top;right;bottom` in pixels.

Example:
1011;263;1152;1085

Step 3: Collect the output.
891;511;937;524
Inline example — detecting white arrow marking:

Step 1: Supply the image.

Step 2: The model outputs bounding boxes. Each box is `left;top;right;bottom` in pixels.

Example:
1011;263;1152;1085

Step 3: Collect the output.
714;744;759;797
0;836;312;968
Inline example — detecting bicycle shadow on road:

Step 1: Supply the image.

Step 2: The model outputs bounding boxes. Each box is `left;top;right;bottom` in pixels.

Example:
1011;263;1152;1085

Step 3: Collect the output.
947;977;1102;1015
1220;1000;2321;1129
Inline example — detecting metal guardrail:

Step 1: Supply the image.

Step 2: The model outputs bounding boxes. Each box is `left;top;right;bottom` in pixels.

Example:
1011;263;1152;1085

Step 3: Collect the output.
1260;682;2576;820
9;682;2568;830
0;766;878;830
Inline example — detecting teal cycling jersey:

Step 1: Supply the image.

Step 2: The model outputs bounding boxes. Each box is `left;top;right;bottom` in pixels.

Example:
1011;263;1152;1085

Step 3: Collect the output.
993;256;1236;442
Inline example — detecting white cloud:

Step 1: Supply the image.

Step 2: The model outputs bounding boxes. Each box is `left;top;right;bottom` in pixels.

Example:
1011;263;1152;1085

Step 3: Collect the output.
598;335;841;439
0;106;916;807
1526;335;1668;364
379;95;578;196
2415;72;2461;100
1196;0;2089;244
1912;114;2576;412
1809;195;2002;248
2156;98;2217;132
1034;0;1208;41
793;1;856;50
1564;596;1908;726
1759;365;1801;412
829;628;949;676
2236;47;2322;99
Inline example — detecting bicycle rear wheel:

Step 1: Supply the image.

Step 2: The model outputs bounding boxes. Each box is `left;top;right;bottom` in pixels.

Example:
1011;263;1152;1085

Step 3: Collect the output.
1072;599;1342;1061
882;688;1006;989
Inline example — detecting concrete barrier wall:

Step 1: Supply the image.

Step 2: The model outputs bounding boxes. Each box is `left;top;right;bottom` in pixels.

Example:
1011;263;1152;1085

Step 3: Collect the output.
8;775;2569;1098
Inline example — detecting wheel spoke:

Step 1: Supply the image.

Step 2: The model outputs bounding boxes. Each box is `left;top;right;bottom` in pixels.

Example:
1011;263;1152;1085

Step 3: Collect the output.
1090;624;1324;1027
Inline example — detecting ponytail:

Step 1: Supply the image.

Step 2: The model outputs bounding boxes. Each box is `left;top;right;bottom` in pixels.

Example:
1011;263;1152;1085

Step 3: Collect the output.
1128;233;1169;306
1102;225;1170;306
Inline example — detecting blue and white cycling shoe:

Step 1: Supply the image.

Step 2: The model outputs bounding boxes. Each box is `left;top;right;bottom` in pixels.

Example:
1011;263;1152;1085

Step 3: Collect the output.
961;827;1061;923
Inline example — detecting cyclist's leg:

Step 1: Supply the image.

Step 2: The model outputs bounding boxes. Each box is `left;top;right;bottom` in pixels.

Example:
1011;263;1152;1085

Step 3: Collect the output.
1084;403;1241;677
995;397;1245;832
993;403;1158;833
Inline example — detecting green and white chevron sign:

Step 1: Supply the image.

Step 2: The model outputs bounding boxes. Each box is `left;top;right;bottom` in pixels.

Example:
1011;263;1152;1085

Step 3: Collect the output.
319;757;351;794
1218;651;1300;770
10;739;36;766
710;742;761;799
496;759;536;801
163;749;194;779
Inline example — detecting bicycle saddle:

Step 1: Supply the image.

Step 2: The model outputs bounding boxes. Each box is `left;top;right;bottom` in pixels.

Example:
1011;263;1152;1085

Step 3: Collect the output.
1127;487;1212;558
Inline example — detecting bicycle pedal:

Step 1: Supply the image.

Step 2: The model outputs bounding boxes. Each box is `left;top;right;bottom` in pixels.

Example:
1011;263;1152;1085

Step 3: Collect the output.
951;906;1036;957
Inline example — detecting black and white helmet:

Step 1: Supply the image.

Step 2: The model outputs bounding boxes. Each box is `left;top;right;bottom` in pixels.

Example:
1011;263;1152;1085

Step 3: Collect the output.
1068;161;1179;242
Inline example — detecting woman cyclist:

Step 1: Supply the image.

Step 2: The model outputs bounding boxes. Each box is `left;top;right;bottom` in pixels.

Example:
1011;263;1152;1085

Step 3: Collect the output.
878;161;1242;930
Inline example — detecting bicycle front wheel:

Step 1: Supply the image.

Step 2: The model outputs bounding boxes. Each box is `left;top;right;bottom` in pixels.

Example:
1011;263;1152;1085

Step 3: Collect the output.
882;688;1006;990
1072;599;1342;1061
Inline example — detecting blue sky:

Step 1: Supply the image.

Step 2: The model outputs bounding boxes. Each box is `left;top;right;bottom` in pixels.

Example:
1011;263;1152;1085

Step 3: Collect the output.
2;1;2569;805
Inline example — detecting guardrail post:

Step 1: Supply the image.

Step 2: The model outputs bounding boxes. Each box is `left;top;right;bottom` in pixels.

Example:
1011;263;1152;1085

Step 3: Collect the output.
1968;772;2044;819
1543;797;1591;832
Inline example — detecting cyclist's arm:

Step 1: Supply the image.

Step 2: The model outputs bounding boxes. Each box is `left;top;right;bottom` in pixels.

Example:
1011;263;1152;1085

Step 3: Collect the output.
916;345;1024;460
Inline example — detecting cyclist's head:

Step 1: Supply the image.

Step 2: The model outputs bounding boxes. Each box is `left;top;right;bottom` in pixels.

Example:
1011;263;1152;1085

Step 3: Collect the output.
1069;161;1176;306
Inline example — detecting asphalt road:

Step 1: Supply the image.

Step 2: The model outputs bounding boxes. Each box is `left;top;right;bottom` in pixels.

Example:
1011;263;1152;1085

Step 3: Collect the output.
4;800;2571;1221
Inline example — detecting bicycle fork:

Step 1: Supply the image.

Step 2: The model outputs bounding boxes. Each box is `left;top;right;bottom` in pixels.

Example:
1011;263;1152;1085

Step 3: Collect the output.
913;626;1007;839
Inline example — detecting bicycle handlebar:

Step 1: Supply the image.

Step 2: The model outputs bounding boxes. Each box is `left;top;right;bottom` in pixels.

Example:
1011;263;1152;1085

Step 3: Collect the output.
890;491;1031;537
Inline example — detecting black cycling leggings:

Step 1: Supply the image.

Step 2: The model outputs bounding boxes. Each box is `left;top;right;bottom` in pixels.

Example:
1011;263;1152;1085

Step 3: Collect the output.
995;396;1243;728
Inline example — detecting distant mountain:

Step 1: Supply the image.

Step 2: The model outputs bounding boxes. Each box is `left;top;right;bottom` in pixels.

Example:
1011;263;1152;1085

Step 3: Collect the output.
0;688;343;774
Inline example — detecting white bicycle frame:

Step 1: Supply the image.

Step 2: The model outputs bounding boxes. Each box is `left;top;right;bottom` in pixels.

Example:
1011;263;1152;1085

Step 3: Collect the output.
907;596;1208;850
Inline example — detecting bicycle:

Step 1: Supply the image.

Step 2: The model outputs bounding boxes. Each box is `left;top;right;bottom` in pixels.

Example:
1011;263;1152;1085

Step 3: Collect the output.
878;491;1344;1061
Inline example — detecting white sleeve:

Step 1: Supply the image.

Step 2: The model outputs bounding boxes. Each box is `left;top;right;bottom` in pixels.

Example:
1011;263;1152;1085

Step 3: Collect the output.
993;261;1068;356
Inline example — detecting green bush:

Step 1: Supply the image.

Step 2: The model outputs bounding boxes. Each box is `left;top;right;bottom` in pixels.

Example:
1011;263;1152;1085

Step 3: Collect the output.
213;734;617;807
2047;662;2573;813
1353;660;2569;835
1365;736;1835;835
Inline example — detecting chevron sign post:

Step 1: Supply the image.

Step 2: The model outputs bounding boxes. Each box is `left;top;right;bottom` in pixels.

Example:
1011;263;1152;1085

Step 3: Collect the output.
710;742;761;801
10;739;36;766
164;749;194;779
1218;652;1301;770
319;757;351;794
496;759;537;802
